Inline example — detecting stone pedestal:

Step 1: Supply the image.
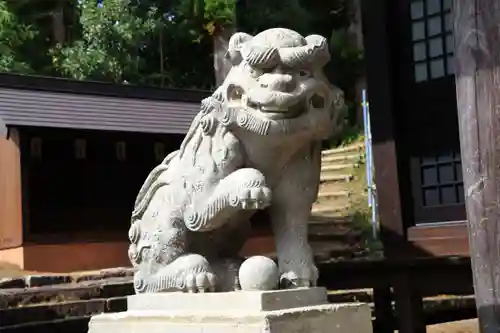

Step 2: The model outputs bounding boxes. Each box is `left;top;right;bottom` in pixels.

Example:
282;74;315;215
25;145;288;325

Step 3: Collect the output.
88;287;373;333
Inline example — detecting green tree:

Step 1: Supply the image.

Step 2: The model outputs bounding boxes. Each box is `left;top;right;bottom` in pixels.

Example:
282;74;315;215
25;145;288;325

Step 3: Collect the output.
0;0;37;73
179;0;314;86
182;0;236;85
50;0;160;83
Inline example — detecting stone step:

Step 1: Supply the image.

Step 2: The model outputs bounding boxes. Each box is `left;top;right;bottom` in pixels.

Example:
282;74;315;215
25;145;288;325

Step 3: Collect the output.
321;143;364;157
311;204;350;215
261;241;360;262
318;182;353;194
315;196;350;208
308;215;355;225
310;210;349;218
308;225;363;243
320;169;357;180
322;153;362;164
0;277;134;309
320;164;353;172
317;190;351;199
320;174;353;183
311;241;362;261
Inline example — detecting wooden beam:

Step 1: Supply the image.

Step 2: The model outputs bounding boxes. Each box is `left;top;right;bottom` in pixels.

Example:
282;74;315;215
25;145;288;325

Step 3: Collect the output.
454;0;500;331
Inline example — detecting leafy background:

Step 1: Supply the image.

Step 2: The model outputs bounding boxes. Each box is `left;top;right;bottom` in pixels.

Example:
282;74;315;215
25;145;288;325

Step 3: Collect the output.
0;0;365;140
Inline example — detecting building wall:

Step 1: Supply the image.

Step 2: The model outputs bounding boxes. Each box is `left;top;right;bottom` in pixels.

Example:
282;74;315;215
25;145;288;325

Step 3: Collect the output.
0;128;22;250
20;127;184;237
22;242;130;272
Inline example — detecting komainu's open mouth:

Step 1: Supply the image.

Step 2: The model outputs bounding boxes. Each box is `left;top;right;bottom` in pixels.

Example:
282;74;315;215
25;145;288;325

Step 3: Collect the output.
258;102;304;119
227;84;307;119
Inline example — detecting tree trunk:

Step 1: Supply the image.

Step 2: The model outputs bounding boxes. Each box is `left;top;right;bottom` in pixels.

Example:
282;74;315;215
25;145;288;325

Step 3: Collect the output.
213;25;235;86
52;1;65;44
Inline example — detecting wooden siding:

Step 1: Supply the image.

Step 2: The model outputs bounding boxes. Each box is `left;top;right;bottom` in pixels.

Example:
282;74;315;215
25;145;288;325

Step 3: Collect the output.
0;87;202;134
0;128;22;249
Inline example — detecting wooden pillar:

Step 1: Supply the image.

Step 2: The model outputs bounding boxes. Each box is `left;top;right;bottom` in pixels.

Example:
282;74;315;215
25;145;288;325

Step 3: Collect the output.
453;1;500;331
360;0;425;331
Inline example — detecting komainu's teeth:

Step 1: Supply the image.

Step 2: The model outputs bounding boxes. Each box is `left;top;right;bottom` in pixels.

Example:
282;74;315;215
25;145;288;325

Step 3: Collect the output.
260;107;287;112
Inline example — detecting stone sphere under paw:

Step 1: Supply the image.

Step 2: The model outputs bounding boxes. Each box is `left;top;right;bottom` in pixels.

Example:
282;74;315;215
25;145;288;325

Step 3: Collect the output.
238;256;279;291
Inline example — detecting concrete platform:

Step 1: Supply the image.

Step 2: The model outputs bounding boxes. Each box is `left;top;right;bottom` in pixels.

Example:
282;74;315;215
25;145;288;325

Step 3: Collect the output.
88;288;373;333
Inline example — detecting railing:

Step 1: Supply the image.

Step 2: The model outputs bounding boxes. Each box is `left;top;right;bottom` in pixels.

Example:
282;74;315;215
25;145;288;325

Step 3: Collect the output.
362;89;378;240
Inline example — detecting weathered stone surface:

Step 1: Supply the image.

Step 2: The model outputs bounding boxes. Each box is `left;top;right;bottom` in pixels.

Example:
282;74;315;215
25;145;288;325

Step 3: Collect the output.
88;289;372;333
25;275;72;288
0;278;133;309
0;278;26;289
127;287;329;312
0;285;102;310
74;268;135;283
128;27;345;294
0;299;107;326
105;297;128;313
90;304;373;333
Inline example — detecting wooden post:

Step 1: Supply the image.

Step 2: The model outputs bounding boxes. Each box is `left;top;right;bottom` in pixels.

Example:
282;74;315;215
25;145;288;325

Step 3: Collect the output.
453;1;500;331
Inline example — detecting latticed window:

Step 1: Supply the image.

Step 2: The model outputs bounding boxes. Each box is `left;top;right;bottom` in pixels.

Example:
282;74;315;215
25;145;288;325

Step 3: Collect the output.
410;0;454;82
419;152;464;207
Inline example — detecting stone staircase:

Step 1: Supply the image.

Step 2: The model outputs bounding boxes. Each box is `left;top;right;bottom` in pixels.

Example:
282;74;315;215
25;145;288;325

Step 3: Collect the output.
307;142;369;261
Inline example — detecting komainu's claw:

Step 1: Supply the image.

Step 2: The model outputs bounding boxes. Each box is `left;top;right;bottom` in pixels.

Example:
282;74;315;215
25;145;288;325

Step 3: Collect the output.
186;273;196;293
195;272;217;292
279;263;319;289
230;186;272;211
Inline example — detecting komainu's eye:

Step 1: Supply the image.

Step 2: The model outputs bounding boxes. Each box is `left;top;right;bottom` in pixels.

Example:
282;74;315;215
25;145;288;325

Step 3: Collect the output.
310;94;325;109
228;85;245;101
299;70;312;77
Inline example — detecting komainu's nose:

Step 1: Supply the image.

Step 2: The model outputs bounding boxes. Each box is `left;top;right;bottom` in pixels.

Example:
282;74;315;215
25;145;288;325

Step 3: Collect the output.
258;73;295;92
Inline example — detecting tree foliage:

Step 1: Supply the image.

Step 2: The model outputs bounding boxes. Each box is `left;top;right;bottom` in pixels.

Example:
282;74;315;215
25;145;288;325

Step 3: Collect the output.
50;0;160;83
0;0;363;96
0;0;37;73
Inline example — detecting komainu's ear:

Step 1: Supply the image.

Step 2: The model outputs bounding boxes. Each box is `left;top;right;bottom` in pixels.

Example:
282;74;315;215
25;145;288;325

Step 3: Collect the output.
226;32;254;65
305;34;330;67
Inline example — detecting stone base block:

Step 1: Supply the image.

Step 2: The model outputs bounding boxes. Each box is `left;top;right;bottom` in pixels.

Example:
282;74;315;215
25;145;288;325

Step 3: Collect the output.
88;288;373;333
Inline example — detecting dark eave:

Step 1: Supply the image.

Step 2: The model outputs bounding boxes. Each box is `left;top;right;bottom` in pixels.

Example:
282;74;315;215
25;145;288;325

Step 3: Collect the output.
0;74;213;135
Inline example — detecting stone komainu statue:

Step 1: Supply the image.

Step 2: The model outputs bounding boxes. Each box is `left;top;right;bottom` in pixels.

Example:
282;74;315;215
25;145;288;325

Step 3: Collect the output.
128;28;345;293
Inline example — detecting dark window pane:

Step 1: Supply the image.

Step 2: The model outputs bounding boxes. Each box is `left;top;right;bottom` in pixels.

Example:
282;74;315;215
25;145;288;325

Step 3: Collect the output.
422;166;438;185
424;187;440;206
441;185;456;204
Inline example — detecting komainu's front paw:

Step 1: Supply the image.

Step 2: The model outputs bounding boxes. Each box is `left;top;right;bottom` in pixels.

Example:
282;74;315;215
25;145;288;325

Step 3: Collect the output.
279;263;319;288
134;253;217;293
184;270;217;293
230;186;272;210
